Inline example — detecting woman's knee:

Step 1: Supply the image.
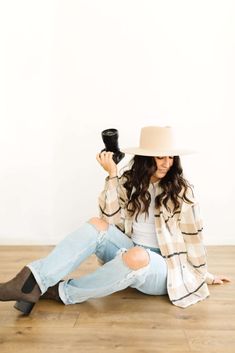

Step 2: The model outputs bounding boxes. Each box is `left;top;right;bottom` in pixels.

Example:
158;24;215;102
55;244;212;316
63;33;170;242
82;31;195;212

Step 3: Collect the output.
88;217;109;231
122;247;150;271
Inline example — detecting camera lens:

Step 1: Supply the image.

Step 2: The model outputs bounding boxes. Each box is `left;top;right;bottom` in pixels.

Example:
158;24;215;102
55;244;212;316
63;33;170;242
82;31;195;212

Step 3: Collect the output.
102;128;118;137
101;128;125;164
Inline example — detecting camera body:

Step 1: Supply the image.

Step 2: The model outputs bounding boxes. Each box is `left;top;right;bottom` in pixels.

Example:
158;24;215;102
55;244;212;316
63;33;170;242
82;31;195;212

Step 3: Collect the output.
101;128;125;164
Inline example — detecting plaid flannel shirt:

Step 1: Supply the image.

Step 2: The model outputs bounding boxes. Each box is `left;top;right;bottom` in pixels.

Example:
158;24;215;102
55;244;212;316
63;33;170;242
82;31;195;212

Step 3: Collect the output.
98;175;214;308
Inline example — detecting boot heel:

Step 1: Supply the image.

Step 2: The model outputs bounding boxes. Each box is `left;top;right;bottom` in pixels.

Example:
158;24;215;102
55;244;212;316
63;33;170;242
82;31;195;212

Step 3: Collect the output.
14;300;35;315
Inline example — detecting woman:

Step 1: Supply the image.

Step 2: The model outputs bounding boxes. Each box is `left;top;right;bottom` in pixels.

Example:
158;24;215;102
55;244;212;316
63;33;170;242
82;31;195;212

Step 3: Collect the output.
0;126;230;314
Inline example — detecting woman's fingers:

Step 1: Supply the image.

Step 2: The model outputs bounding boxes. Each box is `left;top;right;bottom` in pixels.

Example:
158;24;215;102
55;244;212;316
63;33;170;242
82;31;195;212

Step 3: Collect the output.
220;276;231;282
99;151;113;163
96;152;102;163
96;151;117;175
213;275;232;284
96;151;110;162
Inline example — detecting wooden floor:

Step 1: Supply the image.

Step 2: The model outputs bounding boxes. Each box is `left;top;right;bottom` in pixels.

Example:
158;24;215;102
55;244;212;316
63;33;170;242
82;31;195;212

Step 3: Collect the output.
0;246;234;353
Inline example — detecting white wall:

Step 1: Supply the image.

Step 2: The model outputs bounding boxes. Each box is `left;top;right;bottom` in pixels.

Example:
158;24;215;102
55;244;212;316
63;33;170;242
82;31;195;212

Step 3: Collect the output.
0;0;234;245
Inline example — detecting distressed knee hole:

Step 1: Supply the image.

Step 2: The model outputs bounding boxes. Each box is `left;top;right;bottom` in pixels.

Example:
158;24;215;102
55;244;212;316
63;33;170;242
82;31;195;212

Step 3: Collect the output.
88;217;109;231
122;247;150;271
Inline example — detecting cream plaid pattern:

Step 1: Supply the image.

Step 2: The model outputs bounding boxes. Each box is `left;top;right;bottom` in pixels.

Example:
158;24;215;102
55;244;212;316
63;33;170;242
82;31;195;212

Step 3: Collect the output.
98;176;213;308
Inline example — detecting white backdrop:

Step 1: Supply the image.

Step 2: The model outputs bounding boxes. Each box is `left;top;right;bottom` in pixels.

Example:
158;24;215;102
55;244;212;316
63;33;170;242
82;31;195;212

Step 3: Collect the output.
0;0;234;244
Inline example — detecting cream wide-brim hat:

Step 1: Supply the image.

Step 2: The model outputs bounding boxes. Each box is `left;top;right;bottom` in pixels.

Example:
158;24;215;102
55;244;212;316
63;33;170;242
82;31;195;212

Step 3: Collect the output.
121;126;194;157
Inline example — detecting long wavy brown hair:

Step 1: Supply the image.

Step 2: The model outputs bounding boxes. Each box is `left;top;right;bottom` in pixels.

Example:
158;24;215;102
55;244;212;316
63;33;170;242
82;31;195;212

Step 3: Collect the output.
121;155;193;221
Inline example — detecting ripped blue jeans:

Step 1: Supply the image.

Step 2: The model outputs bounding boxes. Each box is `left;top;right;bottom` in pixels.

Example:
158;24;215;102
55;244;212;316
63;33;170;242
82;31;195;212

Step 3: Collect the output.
28;222;168;304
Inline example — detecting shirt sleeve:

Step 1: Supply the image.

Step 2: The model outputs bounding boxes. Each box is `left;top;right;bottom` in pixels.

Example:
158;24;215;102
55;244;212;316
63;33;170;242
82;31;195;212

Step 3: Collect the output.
98;176;127;231
205;271;215;284
179;187;208;277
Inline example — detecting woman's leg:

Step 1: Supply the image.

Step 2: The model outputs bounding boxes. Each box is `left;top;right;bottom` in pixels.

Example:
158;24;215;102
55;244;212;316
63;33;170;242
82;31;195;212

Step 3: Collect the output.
58;246;151;305
28;218;134;295
132;249;168;296
0;217;133;314
59;245;168;307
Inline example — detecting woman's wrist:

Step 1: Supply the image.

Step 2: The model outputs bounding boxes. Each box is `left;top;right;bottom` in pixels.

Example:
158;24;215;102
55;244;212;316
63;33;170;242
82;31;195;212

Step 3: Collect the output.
108;175;118;179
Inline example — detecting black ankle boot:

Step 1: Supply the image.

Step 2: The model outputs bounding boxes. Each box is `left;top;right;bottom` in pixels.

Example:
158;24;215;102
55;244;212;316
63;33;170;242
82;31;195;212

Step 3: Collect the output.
0;266;41;315
40;281;63;303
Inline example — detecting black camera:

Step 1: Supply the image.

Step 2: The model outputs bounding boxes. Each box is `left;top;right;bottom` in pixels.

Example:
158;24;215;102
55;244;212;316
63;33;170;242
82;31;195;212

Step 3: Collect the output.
101;128;125;164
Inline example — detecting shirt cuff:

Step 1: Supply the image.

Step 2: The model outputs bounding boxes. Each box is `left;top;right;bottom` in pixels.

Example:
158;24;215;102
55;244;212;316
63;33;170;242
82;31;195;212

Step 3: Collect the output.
105;175;119;187
205;271;215;284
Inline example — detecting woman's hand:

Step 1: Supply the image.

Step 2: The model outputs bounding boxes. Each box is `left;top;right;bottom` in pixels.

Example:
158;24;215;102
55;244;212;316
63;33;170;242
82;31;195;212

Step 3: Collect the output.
212;275;231;285
96;151;117;177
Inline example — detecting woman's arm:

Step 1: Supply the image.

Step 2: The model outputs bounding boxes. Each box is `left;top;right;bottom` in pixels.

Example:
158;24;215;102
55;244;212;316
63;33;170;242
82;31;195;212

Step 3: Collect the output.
96;151;128;230
180;187;231;285
206;271;231;285
179;195;208;276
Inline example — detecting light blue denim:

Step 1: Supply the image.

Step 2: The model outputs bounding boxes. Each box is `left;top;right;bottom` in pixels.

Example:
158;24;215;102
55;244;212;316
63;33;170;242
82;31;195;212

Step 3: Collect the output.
28;222;167;305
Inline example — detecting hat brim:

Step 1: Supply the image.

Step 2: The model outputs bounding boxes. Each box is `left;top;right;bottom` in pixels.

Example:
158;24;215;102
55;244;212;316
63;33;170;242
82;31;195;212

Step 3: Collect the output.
120;147;196;157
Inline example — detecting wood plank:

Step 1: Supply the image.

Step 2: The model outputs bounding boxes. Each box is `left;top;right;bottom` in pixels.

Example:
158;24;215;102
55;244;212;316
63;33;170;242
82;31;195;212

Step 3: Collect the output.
0;327;190;353
185;329;235;353
0;245;234;353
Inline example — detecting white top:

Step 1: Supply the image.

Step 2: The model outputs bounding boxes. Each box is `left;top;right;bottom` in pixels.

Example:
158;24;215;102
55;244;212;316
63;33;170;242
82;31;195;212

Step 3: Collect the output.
132;182;159;249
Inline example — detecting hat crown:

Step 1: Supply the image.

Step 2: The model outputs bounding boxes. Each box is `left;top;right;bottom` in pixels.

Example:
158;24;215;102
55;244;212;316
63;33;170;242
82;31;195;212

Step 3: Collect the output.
140;126;175;151
121;125;193;156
